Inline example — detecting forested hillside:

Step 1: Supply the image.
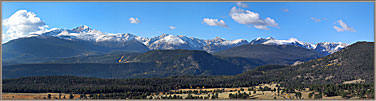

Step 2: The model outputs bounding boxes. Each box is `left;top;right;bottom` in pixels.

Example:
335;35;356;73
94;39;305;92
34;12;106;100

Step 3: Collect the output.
270;42;374;85
3;50;246;79
214;44;324;65
2;36;149;65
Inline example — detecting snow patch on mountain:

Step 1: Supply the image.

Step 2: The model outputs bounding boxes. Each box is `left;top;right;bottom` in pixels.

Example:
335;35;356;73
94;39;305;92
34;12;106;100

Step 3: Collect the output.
142;34;207;50
39;25;137;43
156;35;187;45
96;33;136;42
314;42;348;54
203;37;249;53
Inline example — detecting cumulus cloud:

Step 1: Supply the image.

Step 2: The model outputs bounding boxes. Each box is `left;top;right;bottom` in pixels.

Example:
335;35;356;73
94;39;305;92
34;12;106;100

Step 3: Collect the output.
169;26;176;30
202;18;228;28
333;20;355;32
311;17;321;22
282;9;289;12
229;7;278;30
236;2;248;8
2;10;49;43
129;17;141;24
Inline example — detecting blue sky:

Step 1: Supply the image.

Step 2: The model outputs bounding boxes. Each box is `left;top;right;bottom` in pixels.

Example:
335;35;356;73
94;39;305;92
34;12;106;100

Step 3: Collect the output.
2;2;374;44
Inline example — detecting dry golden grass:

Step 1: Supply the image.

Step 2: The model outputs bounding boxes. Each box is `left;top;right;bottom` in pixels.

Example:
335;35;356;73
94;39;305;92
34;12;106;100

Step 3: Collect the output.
343;79;365;84
3;83;349;100
2;93;82;100
322;96;344;99
167;83;348;100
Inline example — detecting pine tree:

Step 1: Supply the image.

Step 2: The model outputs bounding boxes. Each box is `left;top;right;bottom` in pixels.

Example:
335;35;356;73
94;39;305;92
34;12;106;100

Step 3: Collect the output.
308;92;313;99
47;94;51;99
69;93;74;99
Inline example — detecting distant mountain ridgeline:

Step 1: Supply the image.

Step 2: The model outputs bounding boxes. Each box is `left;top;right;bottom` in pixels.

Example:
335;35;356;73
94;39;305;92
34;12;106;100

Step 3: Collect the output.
2;25;348;65
2;36;149;65
3;42;372;83
3;50;246;79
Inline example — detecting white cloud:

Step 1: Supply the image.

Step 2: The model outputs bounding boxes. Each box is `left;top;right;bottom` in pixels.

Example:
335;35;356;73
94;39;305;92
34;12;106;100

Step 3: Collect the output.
129;17;141;24
282;9;289;12
169;26;176;30
333;26;344;32
236;2;248;8
333;20;355;32
311;17;321;22
229;7;278;30
2;10;48;43
202;18;228;28
254;25;268;30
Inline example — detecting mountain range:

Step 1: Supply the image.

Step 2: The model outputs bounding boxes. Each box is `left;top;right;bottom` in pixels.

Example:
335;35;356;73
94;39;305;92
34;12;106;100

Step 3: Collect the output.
2;25;349;66
2;45;324;79
2;25;371;80
3;42;373;84
12;25;347;54
250;37;348;55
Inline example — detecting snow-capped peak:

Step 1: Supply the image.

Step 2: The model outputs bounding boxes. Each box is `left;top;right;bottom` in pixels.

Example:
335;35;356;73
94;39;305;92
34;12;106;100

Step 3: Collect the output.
218;39;247;46
47;25;136;42
261;37;307;47
211;37;226;42
255;37;262;40
160;34;187;45
72;25;92;33
158;33;170;38
266;37;275;40
288;38;305;45
96;33;137;42
250;37;273;44
232;39;247;43
288;38;298;41
314;42;348;54
214;36;224;40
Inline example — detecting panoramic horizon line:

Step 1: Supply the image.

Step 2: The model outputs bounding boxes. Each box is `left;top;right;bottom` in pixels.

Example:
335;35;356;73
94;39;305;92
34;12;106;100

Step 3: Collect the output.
39;25;353;44
2;24;366;45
